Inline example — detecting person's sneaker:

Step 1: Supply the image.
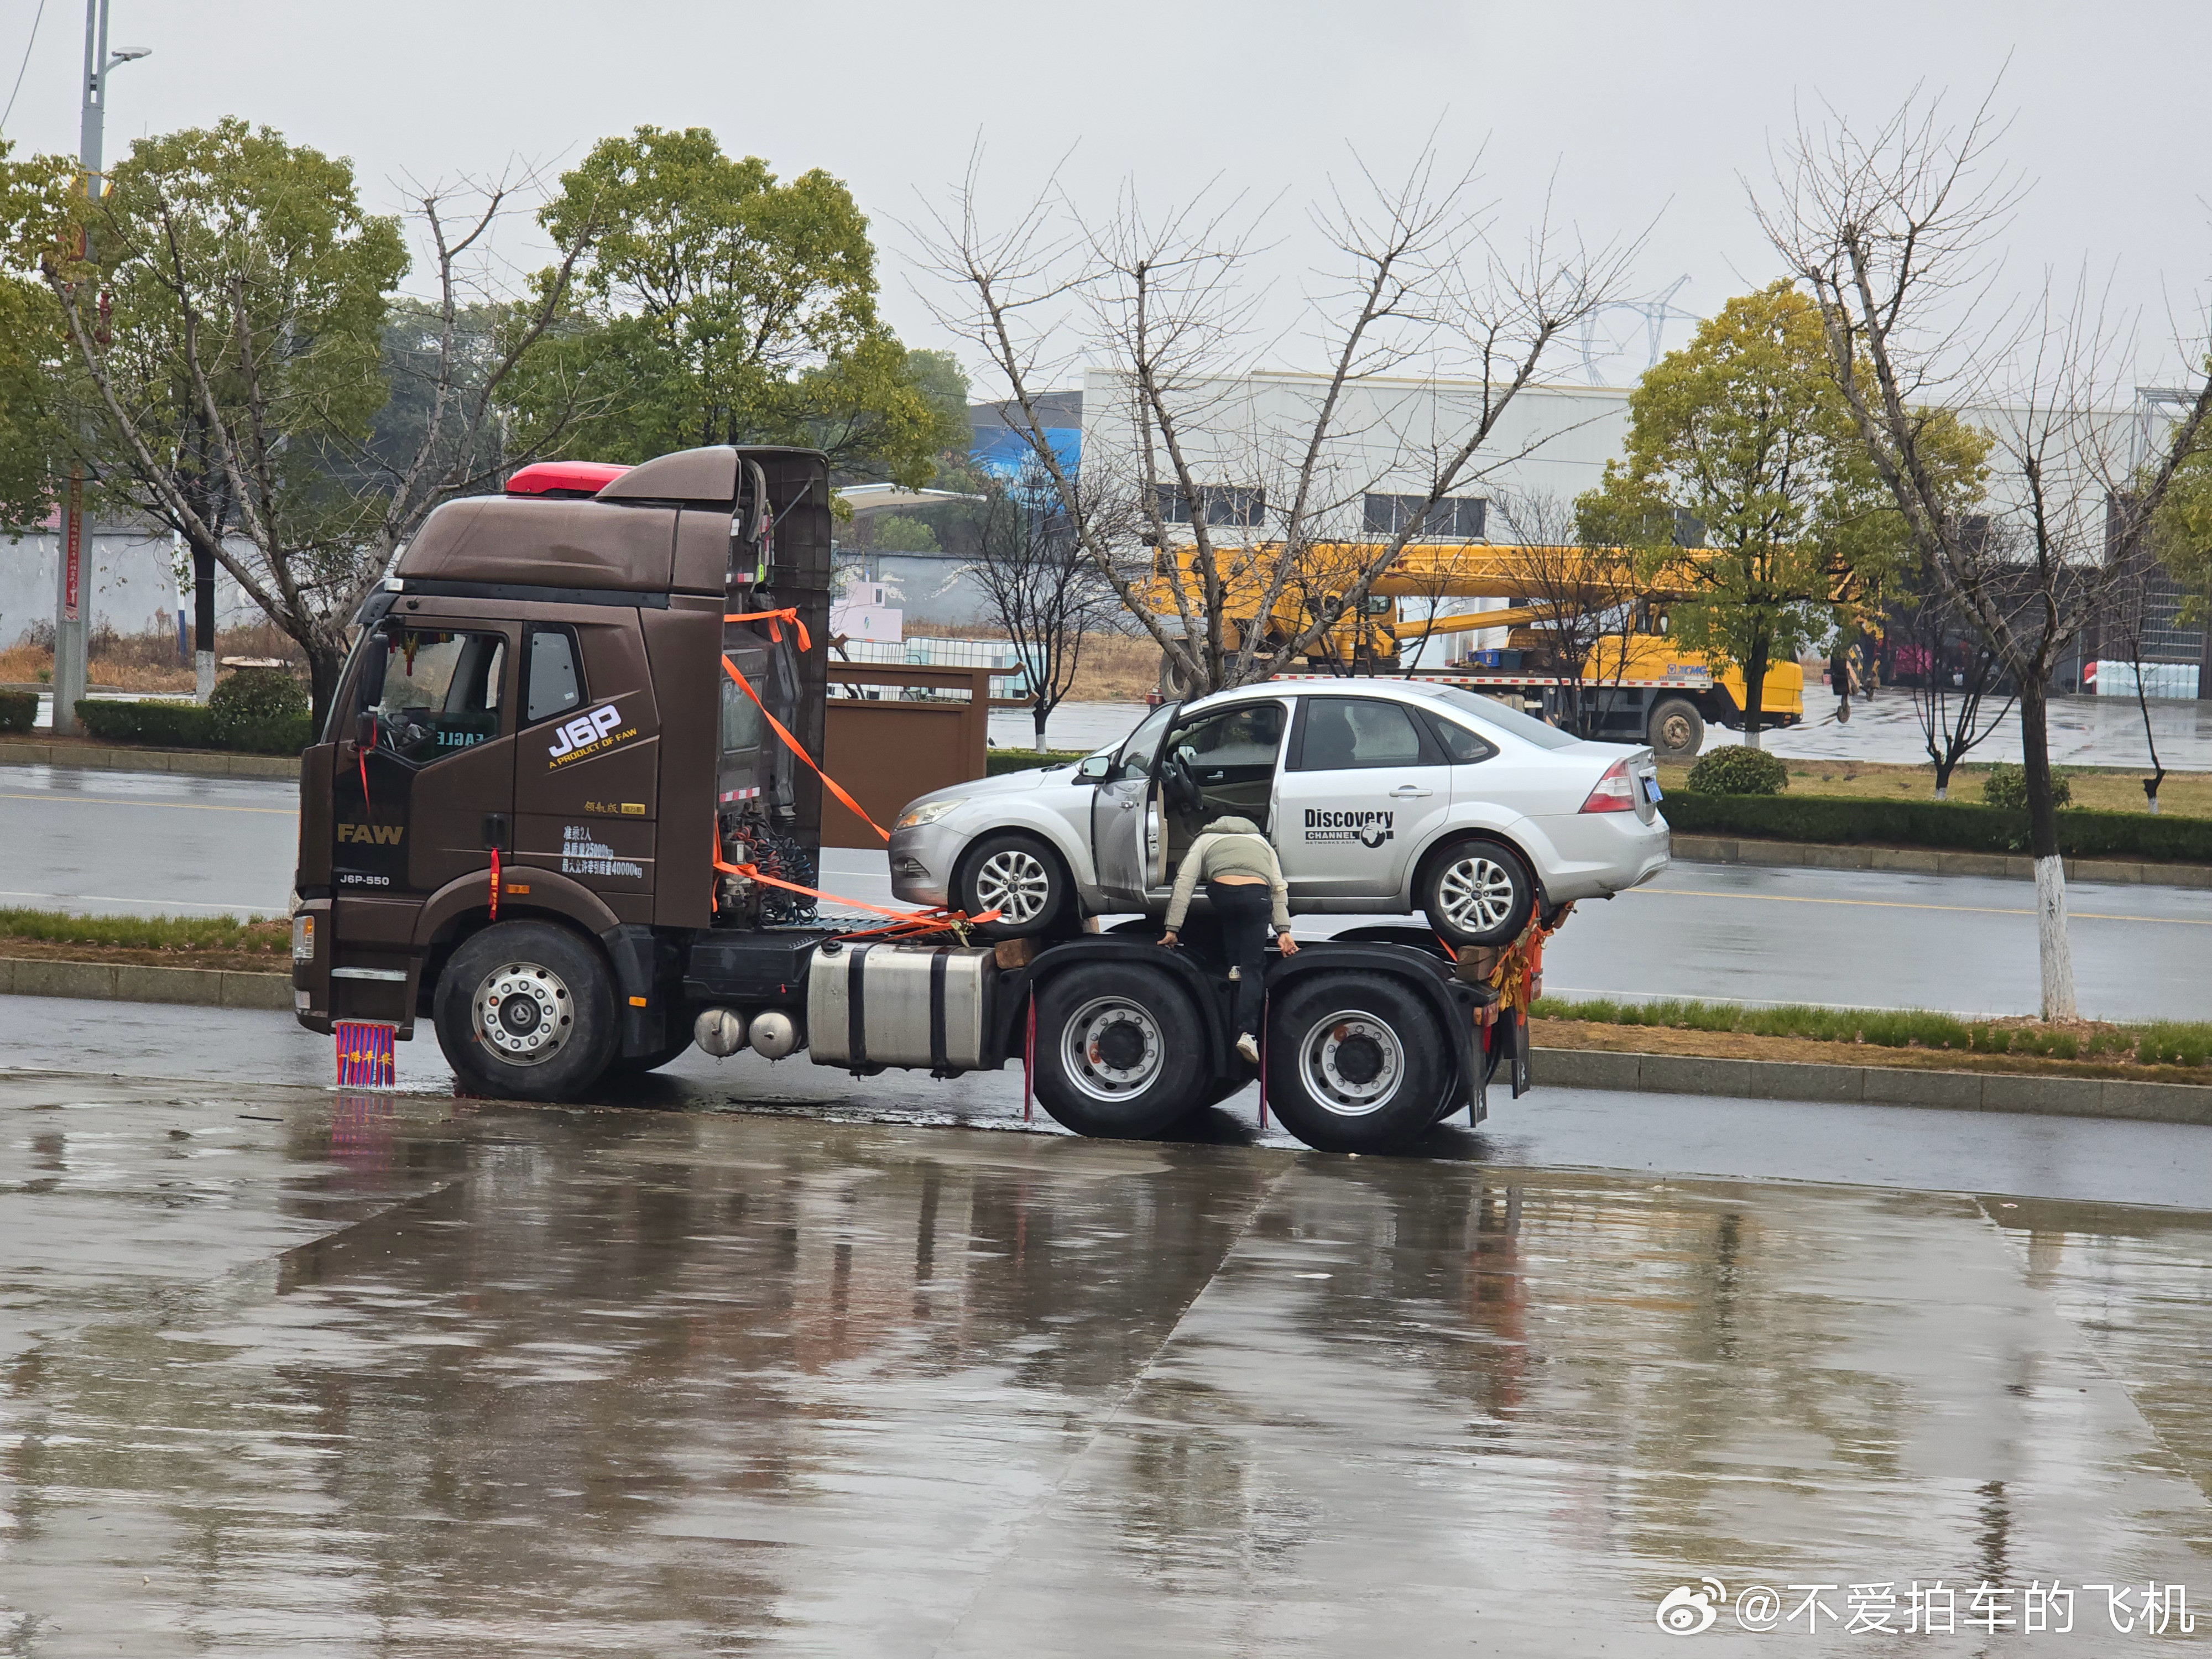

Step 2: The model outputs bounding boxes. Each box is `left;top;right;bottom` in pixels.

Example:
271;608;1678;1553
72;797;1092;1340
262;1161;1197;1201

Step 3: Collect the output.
1236;1032;1260;1065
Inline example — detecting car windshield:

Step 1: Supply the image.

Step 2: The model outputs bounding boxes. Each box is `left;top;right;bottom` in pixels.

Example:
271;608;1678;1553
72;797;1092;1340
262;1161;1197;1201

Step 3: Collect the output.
1417;685;1582;750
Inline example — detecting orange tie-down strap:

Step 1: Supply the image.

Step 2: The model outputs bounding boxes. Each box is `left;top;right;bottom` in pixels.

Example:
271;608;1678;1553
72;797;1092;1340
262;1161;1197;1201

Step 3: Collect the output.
710;848;998;940
724;607;811;651
721;652;888;842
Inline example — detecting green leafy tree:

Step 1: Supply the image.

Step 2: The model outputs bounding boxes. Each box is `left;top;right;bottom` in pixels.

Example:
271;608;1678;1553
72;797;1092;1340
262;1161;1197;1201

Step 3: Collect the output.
0;142;84;531
517;127;964;484
45;119;406;719
1577;283;1958;747
2151;419;2212;626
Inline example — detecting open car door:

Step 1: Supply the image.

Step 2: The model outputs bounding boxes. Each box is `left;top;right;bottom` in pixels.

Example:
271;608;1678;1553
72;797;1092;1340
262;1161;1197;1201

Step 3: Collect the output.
1088;701;1176;909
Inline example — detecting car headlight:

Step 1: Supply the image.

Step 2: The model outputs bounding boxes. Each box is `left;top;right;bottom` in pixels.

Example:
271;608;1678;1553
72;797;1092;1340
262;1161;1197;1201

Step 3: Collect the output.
895;797;967;830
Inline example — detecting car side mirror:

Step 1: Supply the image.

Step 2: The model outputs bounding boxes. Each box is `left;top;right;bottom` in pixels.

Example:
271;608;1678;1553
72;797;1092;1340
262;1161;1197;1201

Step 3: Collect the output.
1077;753;1112;781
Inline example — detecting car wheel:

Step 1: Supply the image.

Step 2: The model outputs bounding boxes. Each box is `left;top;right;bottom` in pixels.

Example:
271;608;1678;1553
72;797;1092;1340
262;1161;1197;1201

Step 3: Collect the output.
1262;972;1447;1154
1420;838;1536;948
1646;696;1704;758
434;920;618;1101
956;832;1071;938
1032;961;1207;1138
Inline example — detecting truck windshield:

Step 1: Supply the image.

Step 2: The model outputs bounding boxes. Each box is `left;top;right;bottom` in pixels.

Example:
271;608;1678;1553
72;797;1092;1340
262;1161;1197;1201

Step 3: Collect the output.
1417;685;1580;750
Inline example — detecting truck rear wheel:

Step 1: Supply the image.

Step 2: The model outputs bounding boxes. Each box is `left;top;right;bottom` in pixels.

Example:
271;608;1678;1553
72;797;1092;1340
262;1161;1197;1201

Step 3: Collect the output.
433;920;619;1102
1032;961;1207;1138
1264;972;1448;1154
1646;696;1704;758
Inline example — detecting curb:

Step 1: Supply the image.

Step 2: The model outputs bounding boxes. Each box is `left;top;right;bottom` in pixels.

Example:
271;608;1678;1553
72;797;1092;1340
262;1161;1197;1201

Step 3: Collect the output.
0;737;299;781
0;957;292;1011
1535;1046;2212;1128
1670;833;2212;891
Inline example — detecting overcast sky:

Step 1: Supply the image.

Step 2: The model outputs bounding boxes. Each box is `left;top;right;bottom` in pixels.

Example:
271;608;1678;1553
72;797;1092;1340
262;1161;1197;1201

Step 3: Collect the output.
4;0;2206;395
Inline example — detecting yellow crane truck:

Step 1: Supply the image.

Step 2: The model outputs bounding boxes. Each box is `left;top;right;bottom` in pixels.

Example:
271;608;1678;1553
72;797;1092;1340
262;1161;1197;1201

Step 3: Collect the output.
1142;542;1804;757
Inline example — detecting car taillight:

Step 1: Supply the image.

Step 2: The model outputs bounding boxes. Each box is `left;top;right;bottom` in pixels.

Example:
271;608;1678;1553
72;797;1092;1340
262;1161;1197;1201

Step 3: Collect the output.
1580;758;1636;813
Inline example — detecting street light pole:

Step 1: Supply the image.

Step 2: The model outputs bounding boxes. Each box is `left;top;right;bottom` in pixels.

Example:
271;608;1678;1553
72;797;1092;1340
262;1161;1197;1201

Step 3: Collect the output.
50;0;147;737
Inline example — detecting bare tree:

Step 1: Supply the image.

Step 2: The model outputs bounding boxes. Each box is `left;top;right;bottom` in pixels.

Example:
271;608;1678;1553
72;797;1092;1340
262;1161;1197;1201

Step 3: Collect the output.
2103;552;2171;812
1757;89;2212;1019
968;458;1126;749
1490;491;1642;738
912;147;1631;697
1893;555;2013;798
47;161;601;724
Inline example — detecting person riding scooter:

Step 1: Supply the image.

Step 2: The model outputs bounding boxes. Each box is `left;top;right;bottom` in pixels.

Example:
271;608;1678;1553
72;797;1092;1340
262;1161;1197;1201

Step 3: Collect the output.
1157;815;1298;1065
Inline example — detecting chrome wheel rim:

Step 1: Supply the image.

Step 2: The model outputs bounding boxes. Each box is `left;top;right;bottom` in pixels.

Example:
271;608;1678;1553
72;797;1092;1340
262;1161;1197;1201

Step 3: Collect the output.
1436;853;1519;935
474;961;573;1066
1297;1011;1404;1117
1061;995;1164;1103
974;848;1053;924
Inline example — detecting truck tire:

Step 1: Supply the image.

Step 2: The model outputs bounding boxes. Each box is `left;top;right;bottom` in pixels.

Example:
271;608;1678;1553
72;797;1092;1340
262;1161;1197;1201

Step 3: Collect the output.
1032;961;1207;1138
1263;972;1448;1154
1418;838;1536;949
1646;696;1705;758
433;920;619;1102
956;832;1072;938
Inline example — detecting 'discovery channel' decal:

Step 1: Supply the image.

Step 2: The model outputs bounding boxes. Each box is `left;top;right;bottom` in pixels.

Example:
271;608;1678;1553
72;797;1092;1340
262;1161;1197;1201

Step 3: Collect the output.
1304;808;1394;849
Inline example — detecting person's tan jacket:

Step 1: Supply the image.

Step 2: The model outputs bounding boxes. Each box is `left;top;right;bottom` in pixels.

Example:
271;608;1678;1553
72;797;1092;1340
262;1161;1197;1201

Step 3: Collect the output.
1164;816;1291;932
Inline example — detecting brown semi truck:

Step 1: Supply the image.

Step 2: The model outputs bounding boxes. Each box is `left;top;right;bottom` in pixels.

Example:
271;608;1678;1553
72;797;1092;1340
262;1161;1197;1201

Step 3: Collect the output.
291;445;1507;1152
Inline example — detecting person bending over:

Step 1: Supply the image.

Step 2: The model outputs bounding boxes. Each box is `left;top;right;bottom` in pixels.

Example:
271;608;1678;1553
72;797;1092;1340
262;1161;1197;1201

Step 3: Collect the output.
1157;814;1297;1065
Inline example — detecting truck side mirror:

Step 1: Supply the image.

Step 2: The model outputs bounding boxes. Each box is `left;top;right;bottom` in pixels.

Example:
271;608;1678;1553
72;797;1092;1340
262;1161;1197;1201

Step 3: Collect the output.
354;710;378;750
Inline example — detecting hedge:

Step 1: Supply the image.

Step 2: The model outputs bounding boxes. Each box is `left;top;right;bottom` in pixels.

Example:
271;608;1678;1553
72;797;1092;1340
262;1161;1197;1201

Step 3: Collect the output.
985;749;1088;776
0;691;34;734
74;698;312;756
1662;791;2212;865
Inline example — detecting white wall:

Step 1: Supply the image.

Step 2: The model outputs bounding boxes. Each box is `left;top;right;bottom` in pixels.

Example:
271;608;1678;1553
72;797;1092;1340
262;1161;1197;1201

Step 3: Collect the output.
0;526;260;648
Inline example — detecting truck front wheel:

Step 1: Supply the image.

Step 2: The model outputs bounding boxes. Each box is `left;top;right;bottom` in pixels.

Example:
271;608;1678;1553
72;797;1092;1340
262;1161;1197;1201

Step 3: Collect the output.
1032;961;1207;1138
1264;972;1448;1154
433;920;619;1102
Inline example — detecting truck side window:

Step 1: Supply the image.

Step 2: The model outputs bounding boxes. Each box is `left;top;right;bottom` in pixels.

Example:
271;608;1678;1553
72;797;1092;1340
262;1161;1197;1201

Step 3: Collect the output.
365;629;507;764
525;628;585;724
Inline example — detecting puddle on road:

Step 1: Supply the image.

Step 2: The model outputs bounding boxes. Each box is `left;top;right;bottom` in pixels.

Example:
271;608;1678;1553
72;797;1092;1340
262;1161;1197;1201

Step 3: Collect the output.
0;1078;2204;1655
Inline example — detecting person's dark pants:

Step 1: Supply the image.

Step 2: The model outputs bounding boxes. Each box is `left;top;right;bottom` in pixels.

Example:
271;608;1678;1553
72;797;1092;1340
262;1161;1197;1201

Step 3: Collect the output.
1207;879;1272;1039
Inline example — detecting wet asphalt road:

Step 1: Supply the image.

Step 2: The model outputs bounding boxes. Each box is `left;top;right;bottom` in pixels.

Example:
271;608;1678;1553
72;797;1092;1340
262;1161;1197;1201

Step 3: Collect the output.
3;765;2209;1021
0;1062;2206;1654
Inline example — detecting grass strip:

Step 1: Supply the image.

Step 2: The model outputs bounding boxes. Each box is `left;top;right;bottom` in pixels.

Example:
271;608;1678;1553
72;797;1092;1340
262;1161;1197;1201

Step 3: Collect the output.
0;905;289;956
1531;995;2212;1068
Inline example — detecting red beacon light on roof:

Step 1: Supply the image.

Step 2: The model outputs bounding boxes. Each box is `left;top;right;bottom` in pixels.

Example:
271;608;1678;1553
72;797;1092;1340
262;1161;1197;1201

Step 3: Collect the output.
503;460;631;499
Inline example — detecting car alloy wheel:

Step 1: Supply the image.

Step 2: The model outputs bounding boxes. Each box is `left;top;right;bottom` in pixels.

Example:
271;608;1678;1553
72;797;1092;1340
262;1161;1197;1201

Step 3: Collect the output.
1060;995;1165;1103
973;846;1054;925
1435;853;1520;935
474;962;574;1066
1295;1010;1405;1117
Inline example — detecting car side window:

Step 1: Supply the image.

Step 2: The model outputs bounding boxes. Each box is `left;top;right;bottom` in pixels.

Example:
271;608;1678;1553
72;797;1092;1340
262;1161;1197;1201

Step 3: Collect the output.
1424;711;1496;764
1290;697;1439;770
524;627;585;725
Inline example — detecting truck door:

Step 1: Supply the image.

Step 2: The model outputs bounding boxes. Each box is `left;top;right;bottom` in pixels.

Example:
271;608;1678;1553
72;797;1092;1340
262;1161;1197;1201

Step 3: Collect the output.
1089;701;1176;909
332;623;516;897
512;617;659;912
1272;695;1454;901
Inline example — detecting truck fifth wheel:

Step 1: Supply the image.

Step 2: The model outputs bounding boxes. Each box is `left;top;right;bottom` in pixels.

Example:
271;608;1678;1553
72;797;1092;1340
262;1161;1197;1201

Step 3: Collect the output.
290;446;1520;1153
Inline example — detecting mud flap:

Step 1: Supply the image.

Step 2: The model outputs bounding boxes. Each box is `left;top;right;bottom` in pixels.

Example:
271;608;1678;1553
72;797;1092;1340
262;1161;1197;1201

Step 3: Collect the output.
601;924;663;1058
1511;1007;1531;1097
